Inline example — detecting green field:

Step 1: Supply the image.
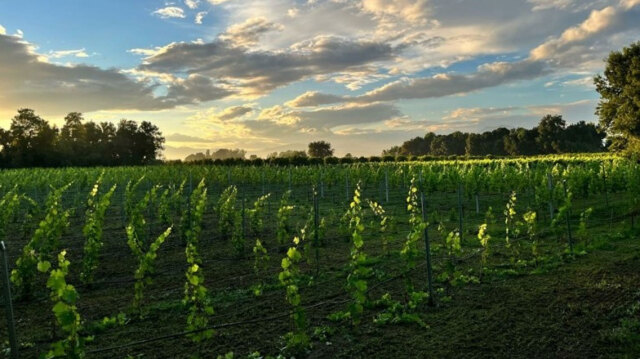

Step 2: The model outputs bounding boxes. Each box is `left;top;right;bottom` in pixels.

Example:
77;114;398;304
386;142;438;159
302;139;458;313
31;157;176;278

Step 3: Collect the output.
1;154;639;358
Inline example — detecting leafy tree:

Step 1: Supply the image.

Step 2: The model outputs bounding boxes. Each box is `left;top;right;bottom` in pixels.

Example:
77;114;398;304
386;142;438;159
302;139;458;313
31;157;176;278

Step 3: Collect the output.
537;115;566;154
0;109;164;167
307;140;334;158
58;112;87;165
1;109;59;167
184;148;246;162
382;115;603;157
595;41;640;153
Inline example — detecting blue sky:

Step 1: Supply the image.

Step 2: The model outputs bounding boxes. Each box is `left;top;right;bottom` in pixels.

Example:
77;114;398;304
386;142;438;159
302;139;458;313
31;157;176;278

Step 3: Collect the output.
0;0;639;158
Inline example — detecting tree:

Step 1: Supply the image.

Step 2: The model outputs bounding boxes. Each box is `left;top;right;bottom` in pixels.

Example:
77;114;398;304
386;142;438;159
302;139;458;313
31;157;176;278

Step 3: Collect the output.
58;112;87;165
184;148;246;162
307;141;334;158
1;109;59;167
0;109;164;167
537;115;566;154
595;41;640;153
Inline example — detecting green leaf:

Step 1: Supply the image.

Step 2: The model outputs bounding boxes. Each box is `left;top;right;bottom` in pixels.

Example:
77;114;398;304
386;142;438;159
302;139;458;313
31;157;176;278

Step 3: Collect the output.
37;260;51;273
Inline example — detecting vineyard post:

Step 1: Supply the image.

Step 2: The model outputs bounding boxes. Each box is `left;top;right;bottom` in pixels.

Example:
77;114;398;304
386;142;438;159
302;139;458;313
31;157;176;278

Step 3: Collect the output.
227;168;232;185
267;192;271;218
261;172;265;195
241;196;246;242
188;172;193;220
547;172;554;221
420;193;436;306
147;180;152;240
320;169;325;199
475;193;480;215
562;181;574;253
121;186;126;227
288;167;292;193
601;162;612;229
0;241;18;359
402;166;406;188
385;168;389;203
345;174;350;203
313;187;320;275
457;183;464;241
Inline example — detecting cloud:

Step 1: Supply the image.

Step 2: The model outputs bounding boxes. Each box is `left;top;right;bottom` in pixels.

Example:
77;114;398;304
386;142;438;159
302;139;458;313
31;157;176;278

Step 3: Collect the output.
531;6;618;59
529;3;640;68
285;91;347;107
0;33;240;115
621;0;640;9
129;48;162;56
361;0;430;23
562;76;596;88
219;17;284;47
362;60;549;102
0;24;5;35
527;99;595;116
166;133;212;142
195;11;207;24
218;105;253;120
0;33;177;115
184;0;200;10
287;60;549;106
152;7;186;19
254;102;402;131
444;106;517;121
139;35;396;96
164;74;234;104
528;0;576;11
48;48;89;59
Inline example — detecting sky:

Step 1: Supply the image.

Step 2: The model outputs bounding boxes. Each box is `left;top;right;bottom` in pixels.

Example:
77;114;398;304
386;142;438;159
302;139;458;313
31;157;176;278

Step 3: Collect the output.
0;0;639;159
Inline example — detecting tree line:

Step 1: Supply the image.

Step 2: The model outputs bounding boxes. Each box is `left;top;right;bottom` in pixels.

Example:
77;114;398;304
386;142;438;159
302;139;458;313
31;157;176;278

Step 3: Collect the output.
382;115;605;157
0;109;165;168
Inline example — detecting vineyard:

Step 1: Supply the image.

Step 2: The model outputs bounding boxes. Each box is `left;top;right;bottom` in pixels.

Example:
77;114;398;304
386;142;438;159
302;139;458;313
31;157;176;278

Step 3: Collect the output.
1;153;639;358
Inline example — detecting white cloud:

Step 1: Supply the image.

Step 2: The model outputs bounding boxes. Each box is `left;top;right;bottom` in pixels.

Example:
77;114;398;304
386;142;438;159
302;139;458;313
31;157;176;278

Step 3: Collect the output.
128;47;162;56
139;35;396;96
286;91;347;107
195;11;207;24
286;60;549;106
48;48;90;59
251;102;403;131
219;17;284;47
184;0;200;9
621;0;640;9
152;6;186;19
527;99;595;116
0;24;5;35
0;33;171;114
531;6;618;60
217;105;253;121
361;0;430;23
563;76;596;88
528;0;576;11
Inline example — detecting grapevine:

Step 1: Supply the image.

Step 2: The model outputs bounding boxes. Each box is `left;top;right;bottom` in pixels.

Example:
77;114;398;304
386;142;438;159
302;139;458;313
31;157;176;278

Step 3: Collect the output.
278;236;309;354
81;175;117;285
11;183;72;297
130;226;173;315
183;179;214;343
44;250;86;359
